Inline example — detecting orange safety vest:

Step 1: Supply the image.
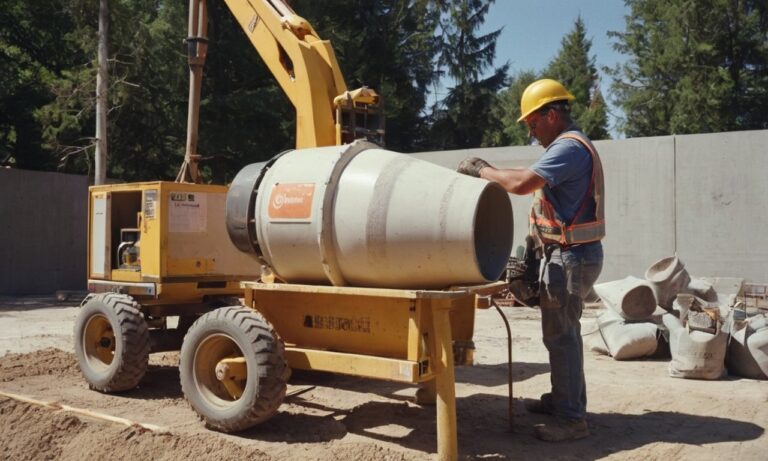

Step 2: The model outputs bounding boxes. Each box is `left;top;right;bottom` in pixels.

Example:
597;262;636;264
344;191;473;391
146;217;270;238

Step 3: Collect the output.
529;132;605;247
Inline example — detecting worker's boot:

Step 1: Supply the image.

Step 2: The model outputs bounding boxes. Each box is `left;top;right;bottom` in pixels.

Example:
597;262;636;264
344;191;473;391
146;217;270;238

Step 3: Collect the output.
524;393;554;415
533;419;589;442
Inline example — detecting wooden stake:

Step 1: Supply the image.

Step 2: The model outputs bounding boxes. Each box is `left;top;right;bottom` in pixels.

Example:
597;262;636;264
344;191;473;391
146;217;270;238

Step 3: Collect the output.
0;390;168;433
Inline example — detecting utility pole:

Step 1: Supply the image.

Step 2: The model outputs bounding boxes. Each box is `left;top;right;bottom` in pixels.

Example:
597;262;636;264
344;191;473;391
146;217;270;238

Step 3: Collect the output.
176;0;208;183
95;0;109;185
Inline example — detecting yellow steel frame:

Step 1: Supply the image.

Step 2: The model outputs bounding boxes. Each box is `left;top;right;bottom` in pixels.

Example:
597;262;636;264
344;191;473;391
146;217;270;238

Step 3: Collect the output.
223;0;345;148
241;280;505;461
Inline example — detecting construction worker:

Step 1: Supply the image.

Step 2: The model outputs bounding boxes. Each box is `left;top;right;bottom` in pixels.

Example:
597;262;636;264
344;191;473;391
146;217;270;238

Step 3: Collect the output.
457;78;605;442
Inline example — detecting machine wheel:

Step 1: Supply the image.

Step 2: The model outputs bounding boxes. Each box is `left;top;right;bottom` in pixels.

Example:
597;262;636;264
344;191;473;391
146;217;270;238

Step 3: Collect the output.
179;306;288;432
74;293;150;392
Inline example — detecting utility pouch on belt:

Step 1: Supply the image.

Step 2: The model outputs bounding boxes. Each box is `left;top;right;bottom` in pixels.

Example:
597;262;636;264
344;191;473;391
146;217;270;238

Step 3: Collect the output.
506;235;541;306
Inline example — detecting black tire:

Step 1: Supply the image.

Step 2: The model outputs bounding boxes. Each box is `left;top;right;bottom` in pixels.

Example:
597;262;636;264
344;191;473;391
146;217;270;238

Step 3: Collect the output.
74;293;150;392
179;306;288;432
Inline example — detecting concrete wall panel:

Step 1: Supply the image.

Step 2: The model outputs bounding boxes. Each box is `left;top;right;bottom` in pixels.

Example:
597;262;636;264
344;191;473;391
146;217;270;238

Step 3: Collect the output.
0;169;88;294
596;136;676;279
674;130;768;281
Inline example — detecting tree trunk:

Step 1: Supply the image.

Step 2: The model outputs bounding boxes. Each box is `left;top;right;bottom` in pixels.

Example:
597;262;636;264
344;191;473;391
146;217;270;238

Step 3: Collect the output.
95;0;109;185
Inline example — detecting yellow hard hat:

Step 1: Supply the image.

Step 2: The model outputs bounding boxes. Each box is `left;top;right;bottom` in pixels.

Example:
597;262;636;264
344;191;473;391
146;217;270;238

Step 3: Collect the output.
517;79;575;122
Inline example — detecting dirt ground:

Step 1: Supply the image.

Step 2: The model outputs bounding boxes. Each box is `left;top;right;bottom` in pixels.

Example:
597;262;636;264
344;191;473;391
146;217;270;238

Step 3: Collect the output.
0;295;765;460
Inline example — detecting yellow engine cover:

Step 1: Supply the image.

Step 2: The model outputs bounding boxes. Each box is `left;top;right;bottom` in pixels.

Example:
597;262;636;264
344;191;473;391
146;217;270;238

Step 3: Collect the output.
88;181;259;291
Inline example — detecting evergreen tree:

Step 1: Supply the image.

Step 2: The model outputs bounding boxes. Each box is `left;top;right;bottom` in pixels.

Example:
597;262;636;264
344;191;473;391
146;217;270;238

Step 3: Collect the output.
0;0;85;169
1;0;444;178
430;0;508;149
195;0;295;183
33;0;296;182
545;17;610;140
293;0;441;152
482;70;538;147
608;0;768;137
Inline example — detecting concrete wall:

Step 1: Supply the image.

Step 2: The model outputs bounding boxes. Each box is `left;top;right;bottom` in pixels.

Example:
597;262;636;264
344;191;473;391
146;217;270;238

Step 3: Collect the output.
0;169;88;294
674;131;768;281
412;129;768;283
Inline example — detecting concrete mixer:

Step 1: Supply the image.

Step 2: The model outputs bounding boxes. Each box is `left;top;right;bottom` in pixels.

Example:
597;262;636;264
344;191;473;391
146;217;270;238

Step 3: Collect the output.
76;143;512;460
73;2;514;459
215;142;513;459
226;141;513;288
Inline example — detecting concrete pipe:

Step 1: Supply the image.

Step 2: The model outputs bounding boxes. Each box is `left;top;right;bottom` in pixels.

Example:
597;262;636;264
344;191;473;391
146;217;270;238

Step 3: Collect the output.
226;141;513;289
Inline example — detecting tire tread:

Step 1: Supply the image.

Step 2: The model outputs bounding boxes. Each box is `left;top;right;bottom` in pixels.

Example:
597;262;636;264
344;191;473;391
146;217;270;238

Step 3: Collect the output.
180;306;287;432
75;293;150;392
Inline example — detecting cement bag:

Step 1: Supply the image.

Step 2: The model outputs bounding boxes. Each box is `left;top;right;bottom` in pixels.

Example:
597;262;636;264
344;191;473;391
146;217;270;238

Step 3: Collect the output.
645;256;691;309
686;278;718;303
590;309;659;360
594;277;657;320
586;316;610;356
668;318;727;380
726;313;768;379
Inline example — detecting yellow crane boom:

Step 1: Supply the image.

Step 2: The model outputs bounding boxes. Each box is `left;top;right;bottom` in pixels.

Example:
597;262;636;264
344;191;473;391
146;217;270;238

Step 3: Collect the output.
177;0;383;183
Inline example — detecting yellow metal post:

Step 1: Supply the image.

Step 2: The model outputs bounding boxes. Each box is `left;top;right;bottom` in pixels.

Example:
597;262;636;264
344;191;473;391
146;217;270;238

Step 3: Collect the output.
238;280;505;460
431;298;458;461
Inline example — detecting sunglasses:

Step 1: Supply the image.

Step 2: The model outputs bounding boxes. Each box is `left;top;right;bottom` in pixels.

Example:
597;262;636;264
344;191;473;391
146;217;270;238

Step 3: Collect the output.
526;107;552;132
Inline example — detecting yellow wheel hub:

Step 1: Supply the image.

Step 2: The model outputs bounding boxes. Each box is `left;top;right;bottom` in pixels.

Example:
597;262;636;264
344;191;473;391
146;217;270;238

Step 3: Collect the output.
83;314;116;369
193;334;248;405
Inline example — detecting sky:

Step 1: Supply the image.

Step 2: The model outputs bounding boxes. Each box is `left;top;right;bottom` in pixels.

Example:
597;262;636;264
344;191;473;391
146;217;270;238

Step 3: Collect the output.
446;0;631;137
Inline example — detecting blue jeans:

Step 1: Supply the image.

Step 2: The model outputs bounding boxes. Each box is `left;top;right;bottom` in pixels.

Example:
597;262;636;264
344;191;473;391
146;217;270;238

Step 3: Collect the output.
539;242;603;421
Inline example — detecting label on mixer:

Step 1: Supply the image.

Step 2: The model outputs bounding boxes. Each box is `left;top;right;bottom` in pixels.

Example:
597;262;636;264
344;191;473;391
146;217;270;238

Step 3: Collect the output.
268;183;315;220
169;191;207;232
303;315;371;333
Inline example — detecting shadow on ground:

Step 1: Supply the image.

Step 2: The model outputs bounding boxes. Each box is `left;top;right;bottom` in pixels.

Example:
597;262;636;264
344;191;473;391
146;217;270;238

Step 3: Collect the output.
0;295;80;311
457;394;765;459
124;365;184;400
230;391;765;458
455;361;550;386
91;368;765;459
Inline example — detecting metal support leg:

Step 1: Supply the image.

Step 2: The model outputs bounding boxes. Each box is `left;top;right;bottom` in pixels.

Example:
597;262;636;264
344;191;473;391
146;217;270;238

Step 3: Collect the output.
492;299;514;430
432;302;458;461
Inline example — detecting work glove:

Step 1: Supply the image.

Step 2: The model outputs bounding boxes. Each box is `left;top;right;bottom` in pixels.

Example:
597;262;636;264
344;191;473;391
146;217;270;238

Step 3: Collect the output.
456;157;491;177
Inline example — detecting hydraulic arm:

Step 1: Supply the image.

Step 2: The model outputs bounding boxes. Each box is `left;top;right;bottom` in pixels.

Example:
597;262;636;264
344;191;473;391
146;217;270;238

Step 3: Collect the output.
178;0;383;183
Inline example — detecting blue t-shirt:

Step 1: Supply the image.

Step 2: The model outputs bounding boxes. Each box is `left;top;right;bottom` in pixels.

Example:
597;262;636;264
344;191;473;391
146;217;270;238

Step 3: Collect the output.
529;129;595;224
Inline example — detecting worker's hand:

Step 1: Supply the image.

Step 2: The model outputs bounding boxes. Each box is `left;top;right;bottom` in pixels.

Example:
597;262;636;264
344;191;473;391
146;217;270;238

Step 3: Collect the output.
456;157;492;177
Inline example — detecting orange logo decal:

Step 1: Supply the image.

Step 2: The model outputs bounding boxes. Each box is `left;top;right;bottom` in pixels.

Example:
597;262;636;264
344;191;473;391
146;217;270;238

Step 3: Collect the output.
268;183;315;220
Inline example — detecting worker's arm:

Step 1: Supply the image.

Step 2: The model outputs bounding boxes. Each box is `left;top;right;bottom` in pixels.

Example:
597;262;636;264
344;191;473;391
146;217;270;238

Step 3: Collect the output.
456;157;546;195
479;166;546;195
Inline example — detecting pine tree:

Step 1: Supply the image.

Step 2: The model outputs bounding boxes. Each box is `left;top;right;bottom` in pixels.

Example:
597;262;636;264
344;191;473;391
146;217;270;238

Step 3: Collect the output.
0;0;86;169
429;0;508;149
482;70;538;147
293;0;441;152
608;0;768;137
34;0;297;182
1;0;445;178
545;17;610;140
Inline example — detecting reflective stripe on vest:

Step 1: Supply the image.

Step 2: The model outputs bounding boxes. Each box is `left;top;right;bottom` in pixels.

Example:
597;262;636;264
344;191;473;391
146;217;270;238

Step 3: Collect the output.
529;132;605;246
